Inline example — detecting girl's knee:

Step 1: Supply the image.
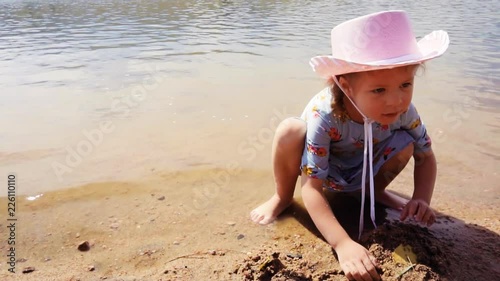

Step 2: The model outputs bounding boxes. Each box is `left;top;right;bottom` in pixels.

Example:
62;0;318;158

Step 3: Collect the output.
376;142;414;186
399;142;414;161
275;118;306;147
389;142;413;170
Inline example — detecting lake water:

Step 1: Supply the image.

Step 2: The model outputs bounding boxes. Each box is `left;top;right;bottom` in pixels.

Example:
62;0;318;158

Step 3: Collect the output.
0;0;499;200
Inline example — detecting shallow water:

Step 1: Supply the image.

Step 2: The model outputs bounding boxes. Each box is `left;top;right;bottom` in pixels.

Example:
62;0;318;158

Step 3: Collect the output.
0;0;499;201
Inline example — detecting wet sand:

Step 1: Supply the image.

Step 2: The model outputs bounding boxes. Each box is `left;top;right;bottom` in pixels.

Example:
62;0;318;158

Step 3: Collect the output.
1;167;498;281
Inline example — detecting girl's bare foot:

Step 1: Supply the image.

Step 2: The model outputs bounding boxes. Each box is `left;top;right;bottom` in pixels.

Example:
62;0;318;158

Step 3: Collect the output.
250;194;292;225
375;190;408;210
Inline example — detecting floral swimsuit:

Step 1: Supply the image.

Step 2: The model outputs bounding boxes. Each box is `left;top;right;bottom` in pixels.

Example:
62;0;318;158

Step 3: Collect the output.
300;87;431;192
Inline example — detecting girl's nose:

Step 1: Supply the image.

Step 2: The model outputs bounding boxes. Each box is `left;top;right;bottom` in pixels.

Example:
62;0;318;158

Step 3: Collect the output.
386;91;403;106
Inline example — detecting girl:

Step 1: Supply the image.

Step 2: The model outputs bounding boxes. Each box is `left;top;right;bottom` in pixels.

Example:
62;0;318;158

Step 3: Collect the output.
250;10;449;281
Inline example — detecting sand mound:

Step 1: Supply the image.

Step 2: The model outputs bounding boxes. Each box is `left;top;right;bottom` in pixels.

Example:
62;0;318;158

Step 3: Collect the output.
230;222;454;281
361;222;448;281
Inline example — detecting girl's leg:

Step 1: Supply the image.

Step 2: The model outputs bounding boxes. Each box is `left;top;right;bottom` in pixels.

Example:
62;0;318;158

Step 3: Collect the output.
373;143;414;210
250;117;306;224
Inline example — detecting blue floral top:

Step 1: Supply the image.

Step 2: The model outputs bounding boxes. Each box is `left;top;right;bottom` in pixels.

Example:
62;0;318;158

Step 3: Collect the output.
300;87;432;191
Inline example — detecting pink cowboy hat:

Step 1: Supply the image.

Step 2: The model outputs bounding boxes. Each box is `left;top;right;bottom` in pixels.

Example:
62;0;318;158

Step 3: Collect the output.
310;10;450;77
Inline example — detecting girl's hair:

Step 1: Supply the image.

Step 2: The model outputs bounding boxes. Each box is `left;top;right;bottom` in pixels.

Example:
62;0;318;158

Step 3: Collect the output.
328;76;345;119
327;64;424;120
327;73;354;121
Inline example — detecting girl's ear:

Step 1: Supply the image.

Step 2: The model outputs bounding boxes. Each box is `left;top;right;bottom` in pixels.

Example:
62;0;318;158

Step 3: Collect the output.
338;76;353;97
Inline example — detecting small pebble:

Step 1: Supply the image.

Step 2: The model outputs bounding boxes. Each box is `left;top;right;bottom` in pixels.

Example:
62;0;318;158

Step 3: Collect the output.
44;257;51;262
88;265;95;271
226;221;236;226
286;253;303;259
173;241;180;245
78;241;90;252
208;250;216;255
22;267;35;274
75;232;80;238
157;196;165;201
142;250;153;256
17;258;27;263
251;255;261;262
109;223;119;230
237;234;245;240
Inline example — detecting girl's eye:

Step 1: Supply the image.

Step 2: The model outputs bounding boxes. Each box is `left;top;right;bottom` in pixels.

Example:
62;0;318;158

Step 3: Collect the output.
401;82;413;88
372;88;385;94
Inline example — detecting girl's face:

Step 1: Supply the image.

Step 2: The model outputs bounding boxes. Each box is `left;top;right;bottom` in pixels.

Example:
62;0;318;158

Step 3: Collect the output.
340;65;418;125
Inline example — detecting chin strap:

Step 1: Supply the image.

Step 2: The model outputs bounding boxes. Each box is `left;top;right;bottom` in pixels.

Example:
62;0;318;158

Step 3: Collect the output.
333;76;377;240
359;118;376;240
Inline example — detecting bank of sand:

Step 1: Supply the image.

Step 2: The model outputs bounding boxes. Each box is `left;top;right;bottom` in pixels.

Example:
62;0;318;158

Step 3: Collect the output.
0;167;499;281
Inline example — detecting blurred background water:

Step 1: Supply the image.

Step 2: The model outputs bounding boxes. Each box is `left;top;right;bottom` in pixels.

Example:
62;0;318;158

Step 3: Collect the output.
0;0;498;197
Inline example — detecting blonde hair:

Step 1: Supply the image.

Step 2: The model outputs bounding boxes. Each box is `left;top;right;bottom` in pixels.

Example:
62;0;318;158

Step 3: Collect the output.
327;75;350;121
326;75;345;117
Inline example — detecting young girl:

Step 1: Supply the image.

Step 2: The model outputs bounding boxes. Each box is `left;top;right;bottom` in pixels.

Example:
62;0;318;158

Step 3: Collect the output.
251;10;449;281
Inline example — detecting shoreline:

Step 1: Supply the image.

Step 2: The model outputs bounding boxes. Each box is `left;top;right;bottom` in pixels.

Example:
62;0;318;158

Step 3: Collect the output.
0;168;498;280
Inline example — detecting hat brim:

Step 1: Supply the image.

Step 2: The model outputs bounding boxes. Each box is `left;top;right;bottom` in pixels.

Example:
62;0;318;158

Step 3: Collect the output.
310;30;449;77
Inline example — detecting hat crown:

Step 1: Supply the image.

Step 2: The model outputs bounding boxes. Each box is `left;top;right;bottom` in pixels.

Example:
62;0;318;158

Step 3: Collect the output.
331;11;421;63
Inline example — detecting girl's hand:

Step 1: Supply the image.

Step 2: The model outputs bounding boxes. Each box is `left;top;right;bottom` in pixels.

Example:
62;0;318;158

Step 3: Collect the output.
400;199;436;226
335;238;380;281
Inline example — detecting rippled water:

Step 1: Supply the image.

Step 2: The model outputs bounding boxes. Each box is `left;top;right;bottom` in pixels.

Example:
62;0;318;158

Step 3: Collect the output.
1;0;498;90
0;0;499;194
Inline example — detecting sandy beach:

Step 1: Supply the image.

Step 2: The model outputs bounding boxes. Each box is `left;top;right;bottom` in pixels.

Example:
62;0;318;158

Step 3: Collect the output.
1;0;499;280
1;165;499;281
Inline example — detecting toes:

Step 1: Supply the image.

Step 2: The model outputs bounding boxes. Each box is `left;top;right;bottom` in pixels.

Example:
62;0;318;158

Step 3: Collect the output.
259;216;274;225
250;210;264;223
250;209;275;225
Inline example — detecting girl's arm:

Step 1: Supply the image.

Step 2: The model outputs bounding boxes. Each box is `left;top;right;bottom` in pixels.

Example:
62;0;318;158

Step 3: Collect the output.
413;148;437;204
401;148;437;225
301;173;380;281
301;174;350;247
